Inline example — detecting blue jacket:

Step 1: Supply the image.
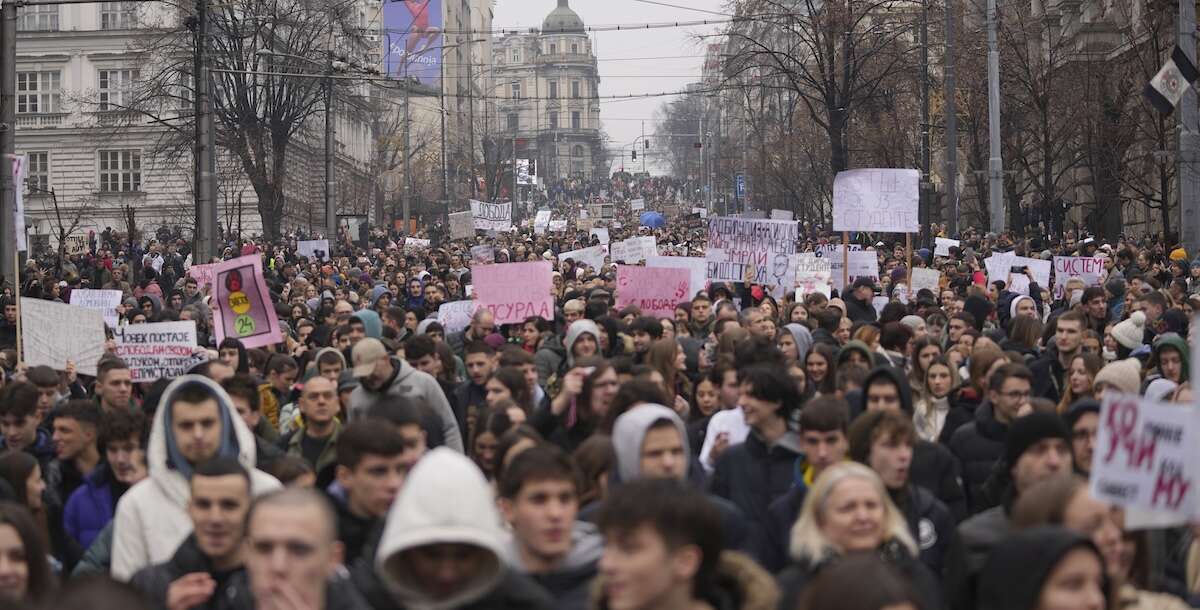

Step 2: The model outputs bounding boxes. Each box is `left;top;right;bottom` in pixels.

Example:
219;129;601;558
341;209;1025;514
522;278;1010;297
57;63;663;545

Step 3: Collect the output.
63;463;118;549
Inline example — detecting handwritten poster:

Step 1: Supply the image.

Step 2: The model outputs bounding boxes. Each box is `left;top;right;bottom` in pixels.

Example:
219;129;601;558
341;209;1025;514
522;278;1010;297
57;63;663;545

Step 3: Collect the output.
559;245;609;271
590;228;610;245
449;211;474;240
211;255;283;349
297;239;330;261
469;200;512;231
910;267;941;296
69;289;122;328
615;266;690;318
470;245;495;265
113;321;204;382
610;236;657;264
1090;394;1199;519
437;301;480;335
1054;256;1107;300
188;263;218;293
630;198;646;211
549;219;568;233
645;256;708;299
934;237;960;257
794;254;832;299
473;261;554;324
21;298;106;376
705;217;798;285
832;250;881;293
832;169;920;233
985;252;1017;286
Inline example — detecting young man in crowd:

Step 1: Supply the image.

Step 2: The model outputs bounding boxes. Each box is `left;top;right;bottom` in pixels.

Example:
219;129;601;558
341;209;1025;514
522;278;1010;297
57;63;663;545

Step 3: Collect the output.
456;341;497;422
1031;310;1084;404
221;373;283;469
331;417;412;565
498;444;602;610
350;337;463;452
949;363;1033;514
64;409;147;550
628;316;663;364
697;361;745;474
94;356;136;414
0;382;56;467
258;355;299;432
48;400;103;503
279;376;342;488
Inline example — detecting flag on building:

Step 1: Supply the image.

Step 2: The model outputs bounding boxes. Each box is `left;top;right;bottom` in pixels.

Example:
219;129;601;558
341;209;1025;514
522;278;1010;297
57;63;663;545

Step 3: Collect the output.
1145;45;1200;115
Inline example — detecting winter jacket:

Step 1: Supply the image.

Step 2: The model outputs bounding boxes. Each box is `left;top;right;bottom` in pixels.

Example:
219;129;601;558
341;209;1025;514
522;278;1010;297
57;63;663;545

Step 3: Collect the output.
354;448;554;610
534;333;566;387
72;521;113;577
129;534;254;610
110;375;282;581
280;420;343;488
940;386;981;445
710;430;804;555
1029;342;1069;404
63;462;124;549
349;356;464;452
893;484;956;576
777;541;942;610
944;504;1012;610
331;489;378;568
947;402;1009;515
844;293;878;323
764;485;806;574
501;521;601;610
592;551;778;610
912;439;968;523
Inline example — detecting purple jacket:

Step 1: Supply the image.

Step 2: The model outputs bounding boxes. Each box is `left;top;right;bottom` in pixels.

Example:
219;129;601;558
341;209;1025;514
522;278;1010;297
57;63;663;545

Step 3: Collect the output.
63;464;117;549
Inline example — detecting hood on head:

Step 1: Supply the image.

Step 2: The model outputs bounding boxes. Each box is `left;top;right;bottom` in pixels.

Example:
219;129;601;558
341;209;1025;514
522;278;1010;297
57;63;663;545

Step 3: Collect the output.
351;309;383;339
836;340;875;369
376;448;505;610
370;285;393;308
564;319;601;367
783;324;814;363
1151;333;1189;379
978;527;1110;610
612;404;688;482
859;366;914;415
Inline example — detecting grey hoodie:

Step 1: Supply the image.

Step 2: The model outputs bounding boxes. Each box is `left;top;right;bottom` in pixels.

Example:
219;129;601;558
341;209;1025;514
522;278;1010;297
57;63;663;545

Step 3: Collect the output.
611;404;689;482
783;323;814;364
563;319;601;368
348;356;464;452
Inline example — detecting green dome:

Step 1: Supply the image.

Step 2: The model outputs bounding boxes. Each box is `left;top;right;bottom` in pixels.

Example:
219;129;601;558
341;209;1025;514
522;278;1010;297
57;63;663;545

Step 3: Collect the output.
542;0;584;33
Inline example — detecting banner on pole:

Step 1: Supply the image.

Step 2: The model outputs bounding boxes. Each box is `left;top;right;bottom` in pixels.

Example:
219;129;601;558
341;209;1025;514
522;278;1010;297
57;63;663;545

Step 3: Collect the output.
212;255;283;349
832;169;920;233
113;321;204;382
474;261;553;324
21;298;106;376
469;200;512;231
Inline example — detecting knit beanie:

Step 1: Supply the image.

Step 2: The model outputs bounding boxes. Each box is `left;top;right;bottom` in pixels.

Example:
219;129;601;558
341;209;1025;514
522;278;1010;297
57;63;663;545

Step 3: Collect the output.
1112;311;1146;350
1093;358;1142;395
1063;399;1100;430
1170;247;1188;262
1004;411;1071;467
1009;295;1035;320
900;315;925;332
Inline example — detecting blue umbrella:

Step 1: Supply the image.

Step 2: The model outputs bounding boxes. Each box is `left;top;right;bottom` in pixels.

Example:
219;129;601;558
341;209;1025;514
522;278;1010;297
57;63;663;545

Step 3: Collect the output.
639;211;666;228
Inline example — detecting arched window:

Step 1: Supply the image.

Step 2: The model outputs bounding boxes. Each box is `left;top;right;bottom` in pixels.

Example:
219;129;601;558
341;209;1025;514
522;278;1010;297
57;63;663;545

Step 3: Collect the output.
572;145;584;157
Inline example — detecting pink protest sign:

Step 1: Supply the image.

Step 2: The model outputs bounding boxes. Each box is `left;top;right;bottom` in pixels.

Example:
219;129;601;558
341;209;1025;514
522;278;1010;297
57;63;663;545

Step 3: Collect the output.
473;261;553;324
615;265;690;318
211;255;283;349
188;263;218;292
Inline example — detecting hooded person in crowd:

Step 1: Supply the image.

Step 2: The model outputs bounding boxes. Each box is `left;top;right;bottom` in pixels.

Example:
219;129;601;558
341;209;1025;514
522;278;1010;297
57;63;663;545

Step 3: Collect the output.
976;526;1112;610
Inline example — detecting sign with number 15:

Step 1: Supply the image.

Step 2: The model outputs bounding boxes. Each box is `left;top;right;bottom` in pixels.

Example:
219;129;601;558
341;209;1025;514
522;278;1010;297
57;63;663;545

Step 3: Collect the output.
212;254;283;349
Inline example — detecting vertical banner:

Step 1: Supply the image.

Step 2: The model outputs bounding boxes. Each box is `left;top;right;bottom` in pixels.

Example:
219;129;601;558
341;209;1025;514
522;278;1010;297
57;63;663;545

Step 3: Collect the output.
12;154;27;252
832;169;920;233
383;0;443;85
615;265;690;318
473;261;553;324
212;255;283;349
113;321;204;382
704;217;798;286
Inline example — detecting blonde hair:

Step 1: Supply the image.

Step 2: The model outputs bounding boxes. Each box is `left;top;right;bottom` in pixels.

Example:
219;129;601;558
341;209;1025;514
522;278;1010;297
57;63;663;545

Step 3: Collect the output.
789;462;917;564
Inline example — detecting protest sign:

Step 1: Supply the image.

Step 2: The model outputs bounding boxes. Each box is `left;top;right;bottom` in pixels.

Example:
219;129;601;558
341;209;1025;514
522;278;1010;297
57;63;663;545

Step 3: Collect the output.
1053;256;1107;299
470;199;512;231
474;261;553;324
691;207;708;218
534;210;552;235
1090;394;1199;520
297;239;330;261
771;209;793;221
437;300;479;335
645;256;708;298
910;267;941;296
113;321;204;382
832;250;880;292
470;245;495;265
832;169;920;233
449;211;474;240
611;236;658;264
794;254;832;299
549;219;567;232
188;263;218;292
985;252;1017;286
615;266;690;318
21;298;106;376
558;245;608;271
630;198;645;211
705;217;798;286
934;237;960;257
403;238;430;252
211;255;283;349
872;296;890;316
69;289;122;328
589;228;610;245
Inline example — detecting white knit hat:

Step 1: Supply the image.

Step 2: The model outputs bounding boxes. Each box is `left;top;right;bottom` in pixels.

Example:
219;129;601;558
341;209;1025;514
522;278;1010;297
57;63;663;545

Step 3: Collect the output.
1112;311;1146;350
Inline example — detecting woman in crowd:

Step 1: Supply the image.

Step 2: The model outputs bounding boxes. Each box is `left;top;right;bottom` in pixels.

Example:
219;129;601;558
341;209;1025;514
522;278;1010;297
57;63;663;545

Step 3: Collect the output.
484;366;534;416
805;344;837;396
777;323;814;368
908;336;943;401
535;357;619;452
0;501;55;604
913;356;962;443
1058;352;1103;414
978;526;1112;610
646;338;692;414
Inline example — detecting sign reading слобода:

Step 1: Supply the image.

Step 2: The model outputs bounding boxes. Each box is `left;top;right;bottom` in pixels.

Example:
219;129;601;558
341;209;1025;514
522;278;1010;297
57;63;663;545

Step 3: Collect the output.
832;168;919;233
113;321;205;382
470;199;512;231
615;265;690;318
705;217;798;286
473;261;554;324
212;254;283;349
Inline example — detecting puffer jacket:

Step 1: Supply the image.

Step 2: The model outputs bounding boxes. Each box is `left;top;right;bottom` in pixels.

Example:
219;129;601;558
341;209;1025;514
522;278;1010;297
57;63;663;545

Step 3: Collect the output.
947;401;1009;515
63;462;121;549
709;430;804;554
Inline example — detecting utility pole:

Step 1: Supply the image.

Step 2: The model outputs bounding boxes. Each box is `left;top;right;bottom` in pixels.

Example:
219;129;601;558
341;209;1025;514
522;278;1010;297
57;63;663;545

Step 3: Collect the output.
641;120;646;173
1;0;16;279
193;0;217;262
324;65;336;248
986;0;1004;233
944;0;958;237
919;0;931;238
439;47;448;227
402;61;411;235
1179;0;1199;255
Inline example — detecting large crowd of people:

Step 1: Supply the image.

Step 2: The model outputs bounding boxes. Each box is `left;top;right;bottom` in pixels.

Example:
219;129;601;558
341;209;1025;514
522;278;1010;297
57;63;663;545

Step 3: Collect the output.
0;179;1197;610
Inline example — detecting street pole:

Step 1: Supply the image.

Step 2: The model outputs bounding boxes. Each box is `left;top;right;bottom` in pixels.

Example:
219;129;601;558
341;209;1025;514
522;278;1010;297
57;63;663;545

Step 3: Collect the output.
193;0;217;262
0;0;16;279
944;0;958;237
324;74;336;247
1179;0;1199;255
986;0;1005;233
402;62;411;235
919;0;931;237
440;48;449;227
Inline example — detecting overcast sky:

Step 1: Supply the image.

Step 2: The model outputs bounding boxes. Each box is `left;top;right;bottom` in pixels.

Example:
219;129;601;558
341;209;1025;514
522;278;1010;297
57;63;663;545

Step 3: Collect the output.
491;0;728;174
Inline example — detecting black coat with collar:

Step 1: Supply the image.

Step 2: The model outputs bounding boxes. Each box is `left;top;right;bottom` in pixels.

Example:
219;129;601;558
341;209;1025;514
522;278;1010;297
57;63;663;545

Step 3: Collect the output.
947;402;1010;515
129;534;253;610
709;430;804;535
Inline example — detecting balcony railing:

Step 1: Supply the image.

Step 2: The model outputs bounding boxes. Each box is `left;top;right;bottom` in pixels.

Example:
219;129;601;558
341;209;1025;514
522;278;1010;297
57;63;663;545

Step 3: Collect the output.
15;113;68;128
536;53;595;66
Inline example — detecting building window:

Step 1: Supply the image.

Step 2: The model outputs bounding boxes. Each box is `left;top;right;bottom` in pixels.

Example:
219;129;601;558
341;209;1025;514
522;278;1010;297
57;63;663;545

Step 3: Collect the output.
17;4;58;31
572;145;584;157
98;149;142;192
511;49;520;62
549;112;558;129
548;43;556;54
16;72;60;114
98;69;139;111
175;70;192;111
548;81;558;99
571;111;581;129
571;43;579;54
25;152;50;193
510;80;521;99
572;81;581;98
100;2;136;29
572;160;584;176
507;113;518;132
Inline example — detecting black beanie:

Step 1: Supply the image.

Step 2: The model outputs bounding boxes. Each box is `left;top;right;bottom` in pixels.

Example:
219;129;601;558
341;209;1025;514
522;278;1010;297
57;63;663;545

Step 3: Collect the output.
1063;399;1101;431
1005;411;1071;467
963;295;994;332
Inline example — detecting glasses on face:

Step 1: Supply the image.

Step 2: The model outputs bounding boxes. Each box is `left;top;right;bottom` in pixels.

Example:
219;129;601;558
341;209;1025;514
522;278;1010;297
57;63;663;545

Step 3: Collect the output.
1000;390;1030;400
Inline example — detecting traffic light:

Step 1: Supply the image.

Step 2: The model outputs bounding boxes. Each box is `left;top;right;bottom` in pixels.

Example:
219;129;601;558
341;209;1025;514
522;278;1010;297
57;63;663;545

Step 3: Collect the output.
645;140;650;149
632;151;637;160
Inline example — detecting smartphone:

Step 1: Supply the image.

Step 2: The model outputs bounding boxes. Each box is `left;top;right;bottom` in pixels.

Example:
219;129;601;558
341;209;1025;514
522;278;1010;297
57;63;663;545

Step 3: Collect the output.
1010;266;1027;273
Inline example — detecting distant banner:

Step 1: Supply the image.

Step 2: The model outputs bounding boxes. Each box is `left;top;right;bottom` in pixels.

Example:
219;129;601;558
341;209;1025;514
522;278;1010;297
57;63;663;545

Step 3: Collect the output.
630;198;646;211
188;263;218;292
212;255;283;349
534;210;552;235
832;250;880;293
559;245;607;271
12;154;26;252
383;0;442;86
449;211;474;240
21;298;106;376
1054;256;1107;300
549;219;568;232
794;254;831;299
113;321;204;382
610;236;657;264
69;289;122;328
832;169;919;233
403;238;430;252
615;266;690;318
910;267;941;296
645;256;708;298
705;217;798;286
474;261;553;324
770;209;793;221
470;245;494;265
470;200;512;231
589;228;610;245
437;300;479;335
297;239;330;261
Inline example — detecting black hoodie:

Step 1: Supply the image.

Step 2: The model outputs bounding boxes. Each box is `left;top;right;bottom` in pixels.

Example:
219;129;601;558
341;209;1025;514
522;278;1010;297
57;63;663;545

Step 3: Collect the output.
977;527;1112;610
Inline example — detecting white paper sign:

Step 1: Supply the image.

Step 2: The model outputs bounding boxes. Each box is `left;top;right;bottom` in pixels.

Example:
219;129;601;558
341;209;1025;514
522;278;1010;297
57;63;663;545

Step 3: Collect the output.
645;256;709;299
832;169;920;233
1053;256;1107;300
21;298;106;376
770;209;793;221
705;217;798;285
449;211;474;240
794;254;832;299
934;237;960;257
559;245;608;271
470;199;513;231
630;198;646;211
691;207;708;218
589;228;610;245
113;321;202;382
611;236;658;264
437;300;480;335
909;267;941;296
832;250;880;293
549;219;568;233
69;289;123;329
985;252;1017;286
297;239;330;261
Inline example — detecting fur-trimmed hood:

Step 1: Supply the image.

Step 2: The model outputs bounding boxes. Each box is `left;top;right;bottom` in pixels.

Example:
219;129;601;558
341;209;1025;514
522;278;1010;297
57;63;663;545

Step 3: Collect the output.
590;551;778;610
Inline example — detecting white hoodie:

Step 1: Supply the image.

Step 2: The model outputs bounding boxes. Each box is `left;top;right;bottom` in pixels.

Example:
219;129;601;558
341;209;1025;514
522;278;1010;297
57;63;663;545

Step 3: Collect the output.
110;375;281;581
375;448;507;610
